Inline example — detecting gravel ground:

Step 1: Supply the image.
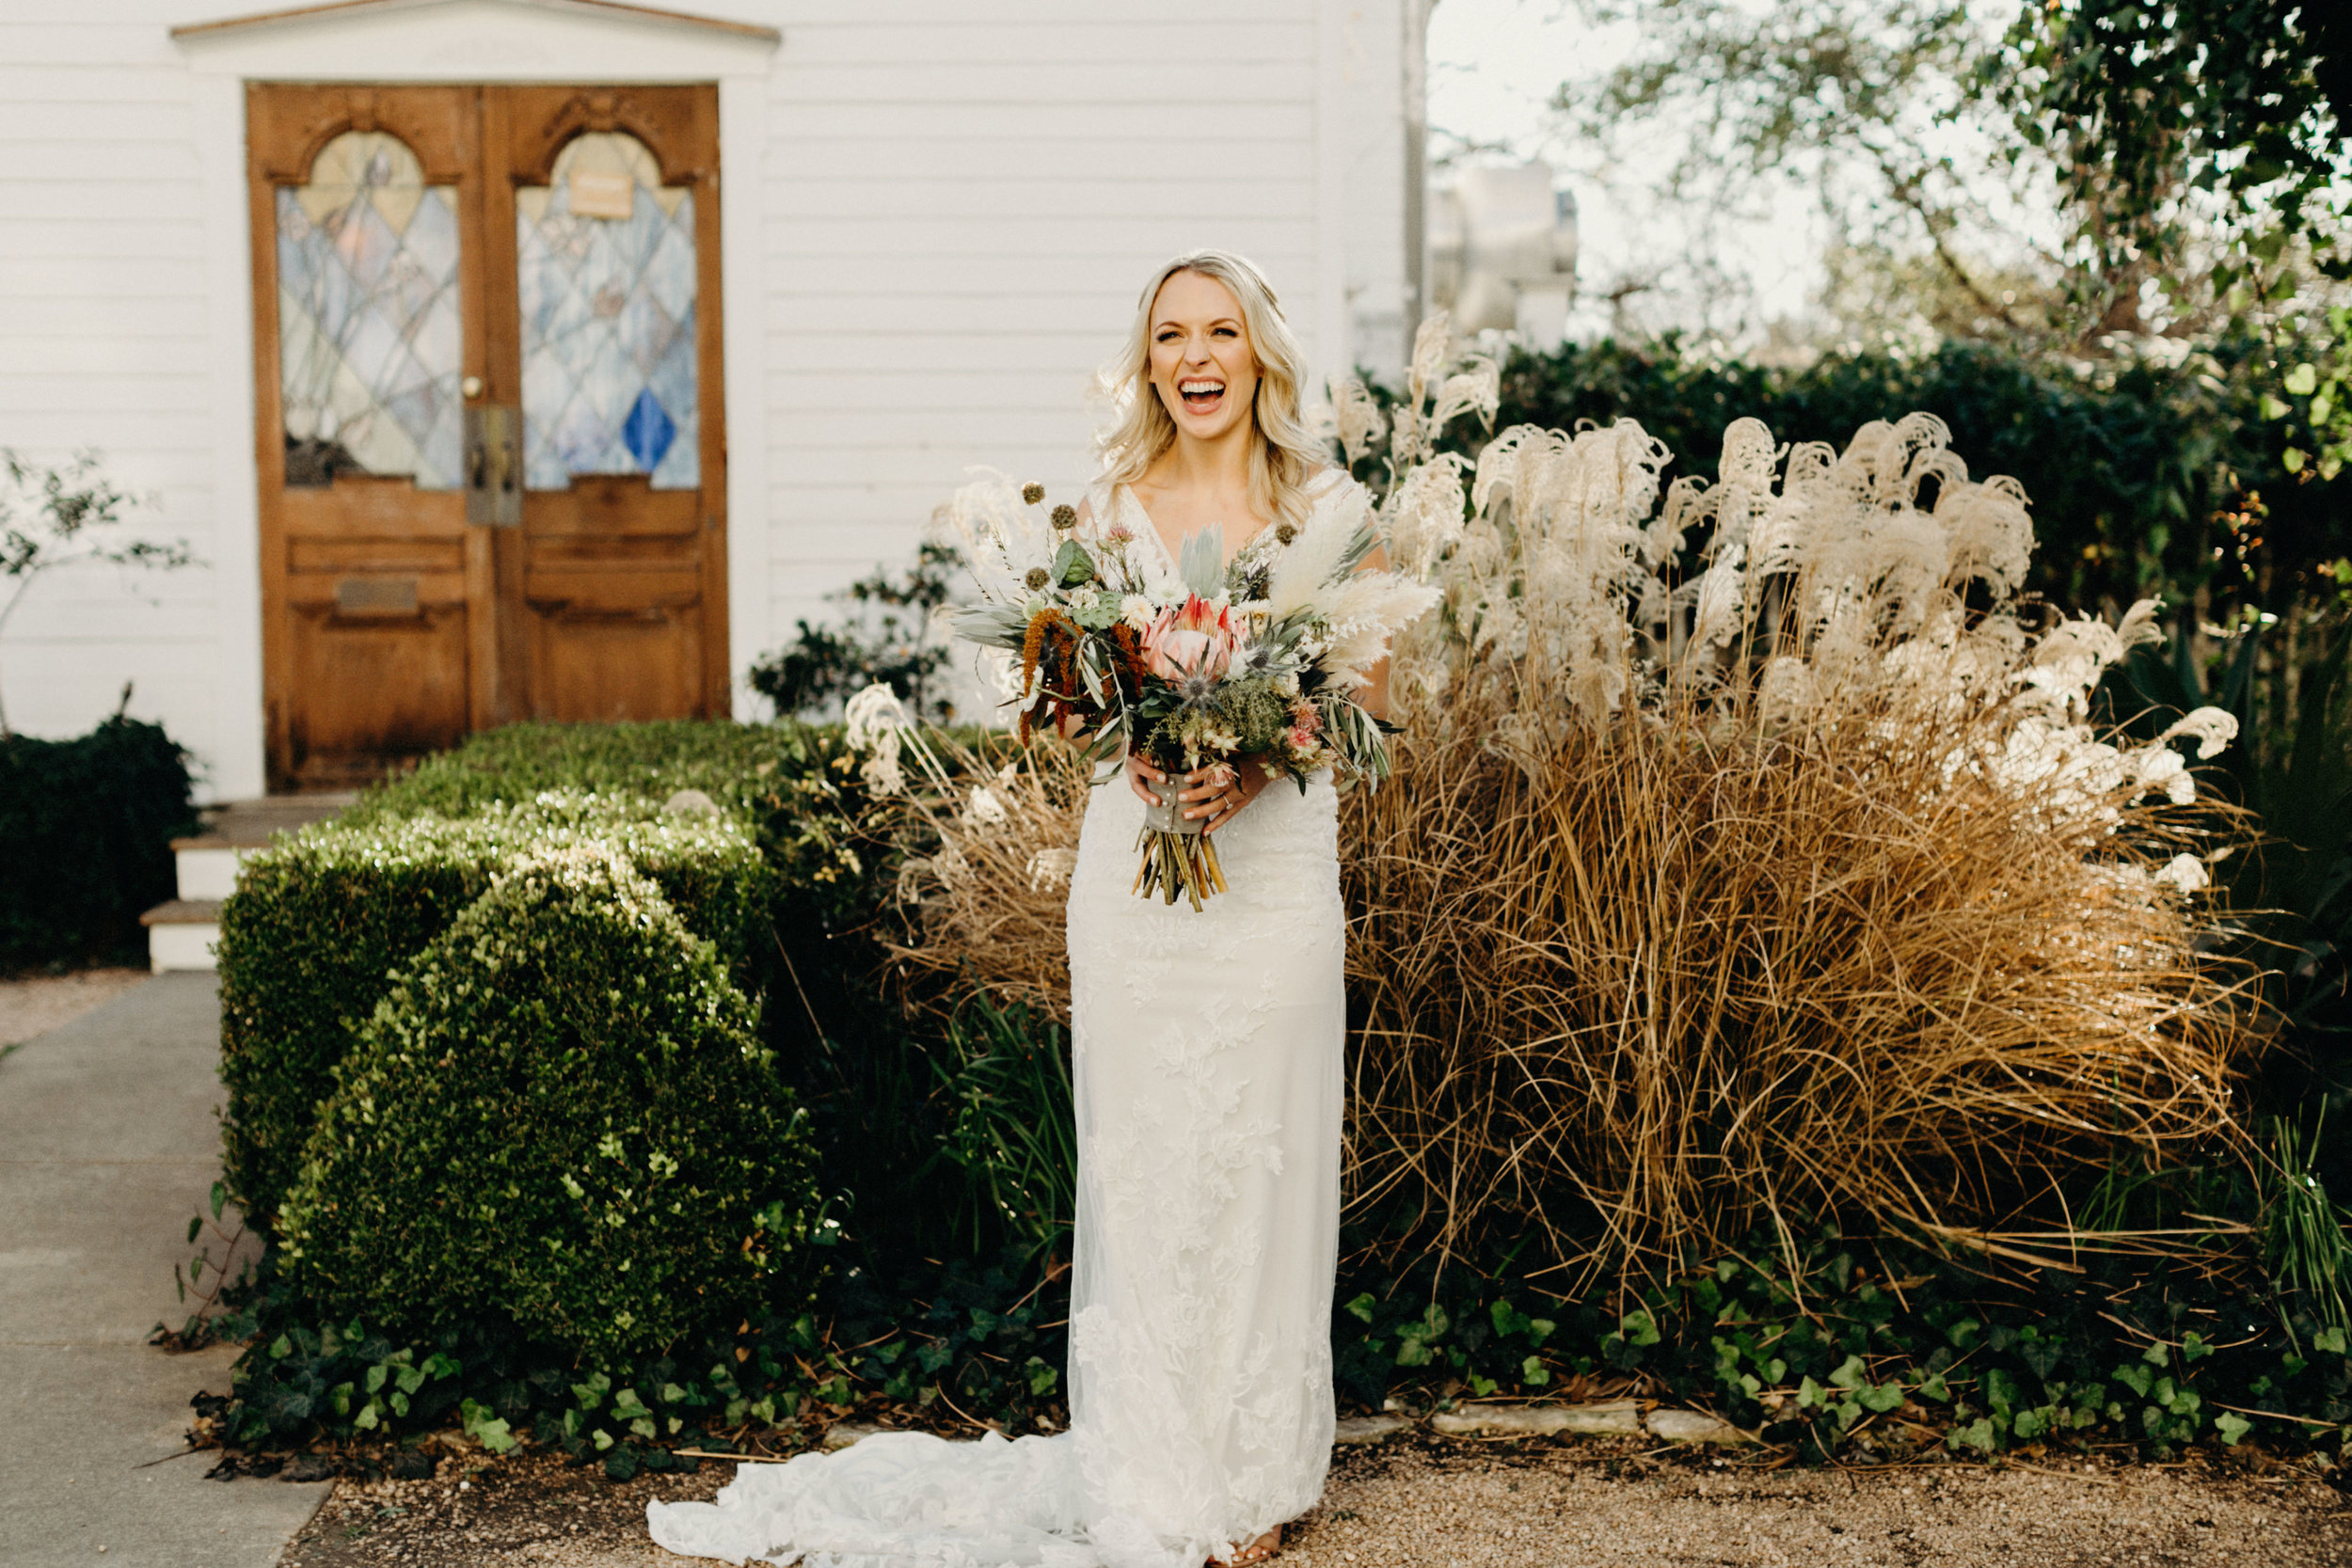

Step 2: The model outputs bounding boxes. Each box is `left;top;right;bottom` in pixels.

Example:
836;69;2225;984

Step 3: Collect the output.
274;1434;2352;1567
0;966;149;1047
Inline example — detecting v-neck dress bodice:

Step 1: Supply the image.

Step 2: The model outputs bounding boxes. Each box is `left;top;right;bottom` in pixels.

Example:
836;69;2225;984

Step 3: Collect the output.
1096;467;1350;589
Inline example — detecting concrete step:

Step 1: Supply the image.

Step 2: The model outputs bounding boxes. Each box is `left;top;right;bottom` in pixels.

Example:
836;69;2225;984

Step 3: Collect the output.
197;791;355;844
139;898;221;974
170;841;251;901
147;793;353;972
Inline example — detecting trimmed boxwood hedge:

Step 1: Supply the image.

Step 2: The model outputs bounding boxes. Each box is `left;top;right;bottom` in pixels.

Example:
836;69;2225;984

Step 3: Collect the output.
342;720;875;895
0;715;197;973
216;794;775;1225
275;844;820;1361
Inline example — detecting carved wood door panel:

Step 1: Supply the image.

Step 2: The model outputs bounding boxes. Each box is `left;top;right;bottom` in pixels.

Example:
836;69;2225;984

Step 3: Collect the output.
248;84;726;791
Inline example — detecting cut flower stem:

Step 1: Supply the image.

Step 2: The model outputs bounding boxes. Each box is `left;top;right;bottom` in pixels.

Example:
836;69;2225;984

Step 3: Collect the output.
1132;827;1227;910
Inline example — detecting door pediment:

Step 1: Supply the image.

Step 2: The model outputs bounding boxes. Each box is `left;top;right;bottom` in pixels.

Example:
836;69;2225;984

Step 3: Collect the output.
173;0;779;80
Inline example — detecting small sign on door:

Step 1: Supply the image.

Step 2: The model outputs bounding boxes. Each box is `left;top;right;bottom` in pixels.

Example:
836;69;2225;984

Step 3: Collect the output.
570;169;636;220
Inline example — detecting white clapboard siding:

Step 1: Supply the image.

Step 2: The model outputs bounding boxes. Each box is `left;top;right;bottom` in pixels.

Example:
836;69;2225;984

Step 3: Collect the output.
0;0;1411;791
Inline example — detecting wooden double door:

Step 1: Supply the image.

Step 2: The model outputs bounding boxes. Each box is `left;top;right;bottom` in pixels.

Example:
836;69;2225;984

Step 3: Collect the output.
248;83;728;791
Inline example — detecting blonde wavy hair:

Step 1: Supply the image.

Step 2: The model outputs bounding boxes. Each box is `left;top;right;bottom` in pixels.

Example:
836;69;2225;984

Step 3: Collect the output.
1094;249;1326;528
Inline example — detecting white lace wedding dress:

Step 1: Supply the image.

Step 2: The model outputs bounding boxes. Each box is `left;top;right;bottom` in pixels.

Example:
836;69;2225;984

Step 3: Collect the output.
647;474;1355;1567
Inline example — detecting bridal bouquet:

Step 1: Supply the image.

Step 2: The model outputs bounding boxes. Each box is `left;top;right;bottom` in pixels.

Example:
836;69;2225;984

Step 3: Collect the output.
946;478;1438;908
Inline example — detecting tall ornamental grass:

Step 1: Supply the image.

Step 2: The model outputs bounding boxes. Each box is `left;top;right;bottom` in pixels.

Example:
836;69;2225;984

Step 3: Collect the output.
870;320;2261;1282
848;687;1089;1024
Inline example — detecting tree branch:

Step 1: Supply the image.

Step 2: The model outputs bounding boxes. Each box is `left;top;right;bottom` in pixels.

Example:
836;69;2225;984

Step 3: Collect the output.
1860;136;2031;336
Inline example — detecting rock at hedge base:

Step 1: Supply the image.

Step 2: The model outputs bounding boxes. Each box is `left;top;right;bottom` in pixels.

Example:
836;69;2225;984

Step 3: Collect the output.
275;843;820;1362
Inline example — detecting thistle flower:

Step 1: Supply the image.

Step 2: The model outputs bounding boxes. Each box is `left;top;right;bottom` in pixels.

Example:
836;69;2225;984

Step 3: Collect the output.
1170;669;1221;713
1022;482;1046;505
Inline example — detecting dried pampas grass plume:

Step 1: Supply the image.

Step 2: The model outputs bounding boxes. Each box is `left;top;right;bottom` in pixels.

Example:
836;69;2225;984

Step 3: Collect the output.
1341;362;2253;1281
861;353;2260;1285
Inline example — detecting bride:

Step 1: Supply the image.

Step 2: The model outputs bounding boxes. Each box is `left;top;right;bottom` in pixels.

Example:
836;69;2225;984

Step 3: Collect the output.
648;249;1373;1568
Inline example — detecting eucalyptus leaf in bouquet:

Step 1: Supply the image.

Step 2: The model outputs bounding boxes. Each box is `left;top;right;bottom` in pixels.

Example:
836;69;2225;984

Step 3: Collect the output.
936;471;1437;908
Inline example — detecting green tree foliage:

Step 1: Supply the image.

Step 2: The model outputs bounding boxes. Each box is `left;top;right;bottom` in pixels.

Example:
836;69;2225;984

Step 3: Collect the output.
1559;0;2063;344
1558;3;2352;354
0;451;194;736
2006;2;2352;468
1421;333;2344;621
2006;0;2352;293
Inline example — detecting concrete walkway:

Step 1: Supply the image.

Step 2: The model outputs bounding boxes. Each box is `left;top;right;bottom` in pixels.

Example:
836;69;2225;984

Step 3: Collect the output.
0;974;327;1567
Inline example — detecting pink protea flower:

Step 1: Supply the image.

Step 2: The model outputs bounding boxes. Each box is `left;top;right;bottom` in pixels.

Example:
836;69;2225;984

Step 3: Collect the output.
1141;594;1243;682
1285;699;1323;751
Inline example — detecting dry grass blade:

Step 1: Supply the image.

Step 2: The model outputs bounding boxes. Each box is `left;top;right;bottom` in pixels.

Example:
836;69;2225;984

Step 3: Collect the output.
865;371;2265;1290
879;730;1091;1024
1341;691;2252;1286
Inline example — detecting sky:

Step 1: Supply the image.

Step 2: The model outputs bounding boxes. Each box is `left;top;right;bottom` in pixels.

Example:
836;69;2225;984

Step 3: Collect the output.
1425;0;1833;343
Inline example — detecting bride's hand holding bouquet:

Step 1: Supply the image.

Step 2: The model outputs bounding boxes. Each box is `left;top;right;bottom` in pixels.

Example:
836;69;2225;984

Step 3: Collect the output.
947;474;1436;909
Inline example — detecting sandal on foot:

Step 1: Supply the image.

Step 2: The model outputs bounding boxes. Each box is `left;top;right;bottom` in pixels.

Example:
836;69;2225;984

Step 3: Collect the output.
1213;1527;1281;1566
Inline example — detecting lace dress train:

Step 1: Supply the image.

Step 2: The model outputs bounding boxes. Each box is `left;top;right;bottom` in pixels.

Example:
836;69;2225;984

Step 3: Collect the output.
647;480;1353;1568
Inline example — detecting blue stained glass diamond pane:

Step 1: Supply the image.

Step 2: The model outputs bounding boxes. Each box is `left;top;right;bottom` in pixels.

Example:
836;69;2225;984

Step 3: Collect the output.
620;389;676;472
516;131;698;491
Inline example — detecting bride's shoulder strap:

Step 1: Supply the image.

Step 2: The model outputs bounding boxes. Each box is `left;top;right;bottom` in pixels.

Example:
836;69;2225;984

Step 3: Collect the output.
1075;479;1111;537
1304;464;1362;509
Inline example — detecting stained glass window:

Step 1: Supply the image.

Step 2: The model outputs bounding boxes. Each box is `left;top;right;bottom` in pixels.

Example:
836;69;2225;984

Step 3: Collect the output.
276;132;463;489
516;132;699;492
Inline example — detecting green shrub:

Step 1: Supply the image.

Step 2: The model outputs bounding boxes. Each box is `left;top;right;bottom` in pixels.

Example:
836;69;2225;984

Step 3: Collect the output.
217;796;773;1224
927;995;1075;1263
0;715;196;972
275;845;820;1362
1383;334;2345;624
746;541;962;724
351;719;842;829
346;718;881;921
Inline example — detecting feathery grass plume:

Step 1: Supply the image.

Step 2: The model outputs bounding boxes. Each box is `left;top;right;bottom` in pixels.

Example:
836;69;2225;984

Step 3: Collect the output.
1343;398;2256;1286
871;340;2259;1285
1329;374;1388;466
844;683;1089;1024
935;468;1059;609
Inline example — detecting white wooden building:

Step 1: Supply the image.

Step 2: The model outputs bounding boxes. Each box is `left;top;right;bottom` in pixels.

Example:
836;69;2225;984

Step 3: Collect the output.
0;0;1426;800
